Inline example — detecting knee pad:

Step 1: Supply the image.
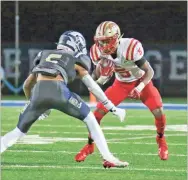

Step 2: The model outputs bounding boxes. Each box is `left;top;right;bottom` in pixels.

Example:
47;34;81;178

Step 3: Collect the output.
152;108;164;118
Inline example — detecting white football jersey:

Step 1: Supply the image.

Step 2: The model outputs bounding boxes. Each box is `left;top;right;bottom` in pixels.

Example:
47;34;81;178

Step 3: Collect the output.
90;38;145;82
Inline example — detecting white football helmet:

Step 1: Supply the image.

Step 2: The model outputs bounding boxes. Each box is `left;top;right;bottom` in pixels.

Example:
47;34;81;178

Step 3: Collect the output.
94;21;122;55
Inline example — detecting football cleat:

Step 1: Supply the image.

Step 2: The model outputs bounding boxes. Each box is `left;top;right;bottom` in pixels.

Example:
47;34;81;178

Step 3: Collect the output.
75;143;94;162
156;136;169;160
103;157;129;168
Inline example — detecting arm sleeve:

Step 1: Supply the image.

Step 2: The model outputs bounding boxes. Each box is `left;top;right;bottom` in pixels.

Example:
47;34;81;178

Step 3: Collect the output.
81;74;115;110
134;57;147;67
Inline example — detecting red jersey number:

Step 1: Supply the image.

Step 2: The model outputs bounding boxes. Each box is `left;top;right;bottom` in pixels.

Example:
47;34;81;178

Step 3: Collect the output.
114;67;131;78
137;48;142;56
120;71;131;78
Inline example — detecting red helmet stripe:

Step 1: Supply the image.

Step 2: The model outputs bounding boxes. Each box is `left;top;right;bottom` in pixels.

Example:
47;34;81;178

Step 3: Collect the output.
99;22;105;35
102;21;109;35
94;44;99;59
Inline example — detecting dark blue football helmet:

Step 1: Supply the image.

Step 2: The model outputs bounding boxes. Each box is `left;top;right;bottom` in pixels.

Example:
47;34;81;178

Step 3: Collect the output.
57;31;87;55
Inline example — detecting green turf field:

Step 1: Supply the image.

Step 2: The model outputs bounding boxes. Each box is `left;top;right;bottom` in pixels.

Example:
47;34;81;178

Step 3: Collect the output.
1;107;187;180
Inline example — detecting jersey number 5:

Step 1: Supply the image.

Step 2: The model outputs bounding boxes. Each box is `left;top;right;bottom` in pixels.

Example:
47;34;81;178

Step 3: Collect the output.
121;71;131;78
45;54;62;63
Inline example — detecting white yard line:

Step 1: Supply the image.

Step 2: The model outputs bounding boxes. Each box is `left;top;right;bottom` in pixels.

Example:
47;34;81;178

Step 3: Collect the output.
1;130;186;136
109;134;186;141
1;165;186;172
6;150;187;157
1;125;186;146
108;142;187;146
2;124;188;132
103;125;188;132
5;135;185;145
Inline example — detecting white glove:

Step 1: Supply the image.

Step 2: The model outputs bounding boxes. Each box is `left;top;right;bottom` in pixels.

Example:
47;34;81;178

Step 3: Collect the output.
110;106;126;122
38;110;51;121
96;76;112;85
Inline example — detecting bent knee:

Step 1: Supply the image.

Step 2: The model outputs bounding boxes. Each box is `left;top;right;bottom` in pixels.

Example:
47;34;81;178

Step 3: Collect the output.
152;107;164;118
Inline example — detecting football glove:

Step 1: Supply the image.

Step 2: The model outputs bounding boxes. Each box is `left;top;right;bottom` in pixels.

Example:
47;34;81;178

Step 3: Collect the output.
110;106;126;122
128;82;145;99
96;76;112;85
96;60;114;85
128;87;141;99
99;59;114;76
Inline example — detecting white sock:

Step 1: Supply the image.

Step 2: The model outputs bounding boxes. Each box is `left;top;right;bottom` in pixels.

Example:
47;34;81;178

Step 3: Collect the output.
1;127;25;153
83;111;113;160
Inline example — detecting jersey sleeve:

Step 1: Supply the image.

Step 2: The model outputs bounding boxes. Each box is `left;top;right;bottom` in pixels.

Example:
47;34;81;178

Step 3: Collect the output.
33;51;42;66
30;51;42;73
89;44;101;65
76;54;91;71
133;41;144;62
124;38;144;62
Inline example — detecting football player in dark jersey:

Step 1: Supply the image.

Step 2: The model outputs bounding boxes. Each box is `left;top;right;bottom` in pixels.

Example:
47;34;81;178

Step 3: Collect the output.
1;31;128;168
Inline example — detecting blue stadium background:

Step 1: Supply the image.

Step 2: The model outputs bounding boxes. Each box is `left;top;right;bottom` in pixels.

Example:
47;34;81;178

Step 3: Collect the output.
1;1;187;97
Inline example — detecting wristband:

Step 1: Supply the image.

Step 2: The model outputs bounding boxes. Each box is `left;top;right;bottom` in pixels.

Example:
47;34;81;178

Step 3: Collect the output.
102;100;114;110
96;76;110;85
136;82;145;93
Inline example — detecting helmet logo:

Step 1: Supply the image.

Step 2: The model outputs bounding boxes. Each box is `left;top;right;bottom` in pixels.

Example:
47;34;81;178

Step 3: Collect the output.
58;31;87;55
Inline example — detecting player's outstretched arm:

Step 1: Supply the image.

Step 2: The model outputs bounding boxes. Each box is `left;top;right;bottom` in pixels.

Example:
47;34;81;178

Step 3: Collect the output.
23;73;37;100
75;64;126;122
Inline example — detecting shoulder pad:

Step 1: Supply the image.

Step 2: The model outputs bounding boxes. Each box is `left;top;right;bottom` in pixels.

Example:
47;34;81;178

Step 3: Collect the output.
90;44;101;65
133;40;144;61
33;51;42;66
76;54;91;71
124;38;144;61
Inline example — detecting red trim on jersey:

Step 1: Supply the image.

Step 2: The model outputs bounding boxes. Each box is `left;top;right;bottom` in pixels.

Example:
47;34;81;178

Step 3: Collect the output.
90;45;95;60
131;40;139;60
126;38;134;60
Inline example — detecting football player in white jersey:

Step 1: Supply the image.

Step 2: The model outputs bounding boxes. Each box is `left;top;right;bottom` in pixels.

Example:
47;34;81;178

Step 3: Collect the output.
75;21;168;162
